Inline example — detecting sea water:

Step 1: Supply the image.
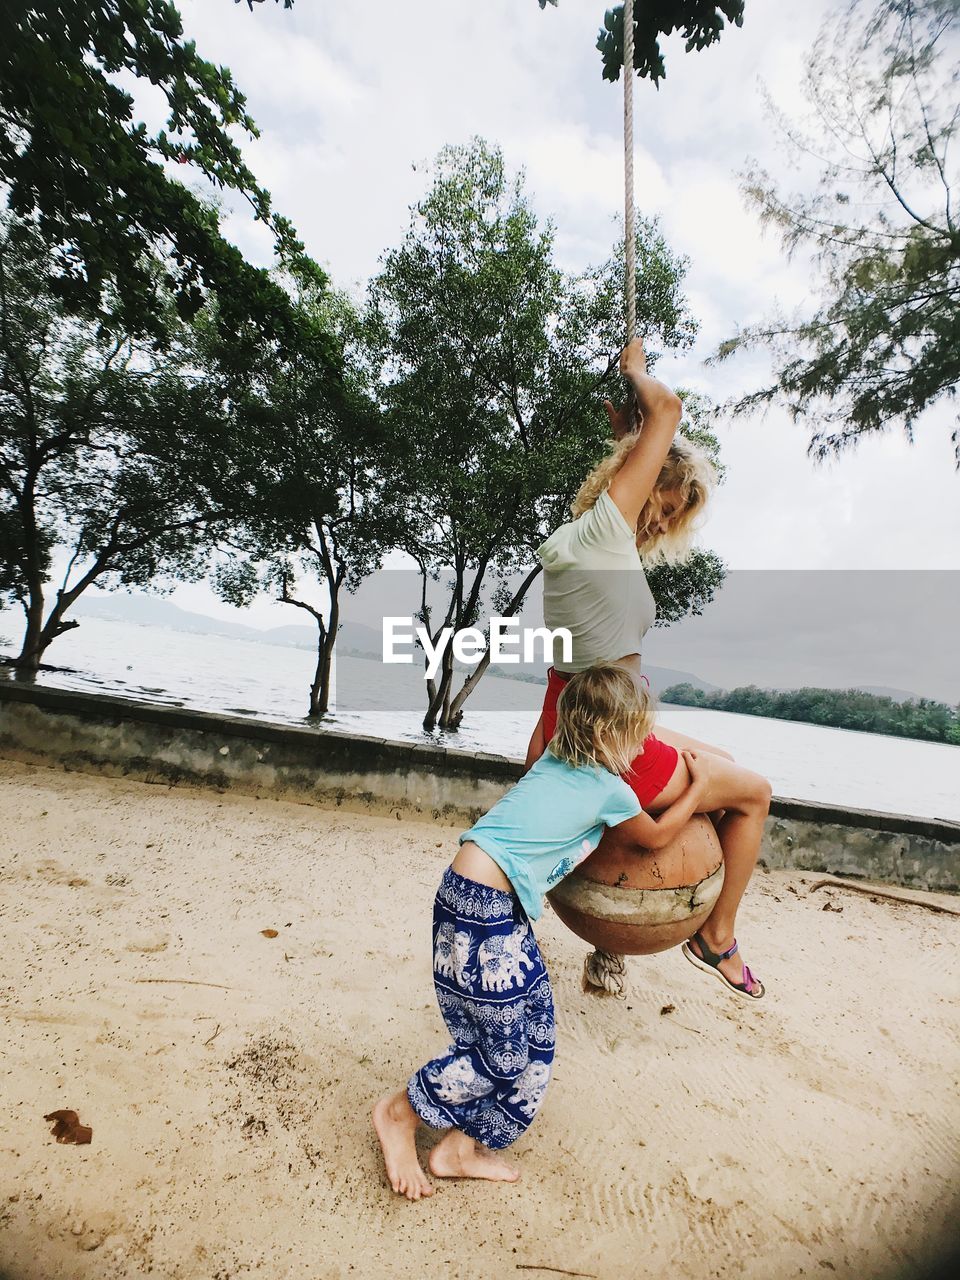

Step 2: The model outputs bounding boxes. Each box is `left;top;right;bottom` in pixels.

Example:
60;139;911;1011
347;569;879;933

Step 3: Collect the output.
2;614;958;824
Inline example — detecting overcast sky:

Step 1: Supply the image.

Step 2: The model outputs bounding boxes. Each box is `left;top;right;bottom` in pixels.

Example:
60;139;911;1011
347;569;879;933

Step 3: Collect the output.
140;1;958;628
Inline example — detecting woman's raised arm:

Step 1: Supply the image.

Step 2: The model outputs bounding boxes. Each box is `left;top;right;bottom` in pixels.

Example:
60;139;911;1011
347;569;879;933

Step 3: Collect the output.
604;338;683;531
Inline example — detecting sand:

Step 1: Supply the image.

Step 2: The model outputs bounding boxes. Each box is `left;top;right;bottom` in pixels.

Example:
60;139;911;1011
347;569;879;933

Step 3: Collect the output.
0;756;958;1280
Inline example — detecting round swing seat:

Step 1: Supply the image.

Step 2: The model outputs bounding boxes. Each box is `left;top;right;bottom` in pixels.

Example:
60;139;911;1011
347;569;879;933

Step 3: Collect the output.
547;814;724;956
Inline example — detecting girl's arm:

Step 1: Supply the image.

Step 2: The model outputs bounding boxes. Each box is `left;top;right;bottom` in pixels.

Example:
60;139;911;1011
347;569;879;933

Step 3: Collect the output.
612;750;711;851
524;714;547;773
605;338;684;530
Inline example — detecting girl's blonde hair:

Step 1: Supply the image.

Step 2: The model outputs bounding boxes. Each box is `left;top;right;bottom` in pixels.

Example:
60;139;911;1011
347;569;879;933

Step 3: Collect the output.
571;431;717;564
550;664;655;776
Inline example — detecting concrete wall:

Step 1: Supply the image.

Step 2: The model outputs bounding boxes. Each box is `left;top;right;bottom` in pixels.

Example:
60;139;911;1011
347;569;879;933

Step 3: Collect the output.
2;680;958;892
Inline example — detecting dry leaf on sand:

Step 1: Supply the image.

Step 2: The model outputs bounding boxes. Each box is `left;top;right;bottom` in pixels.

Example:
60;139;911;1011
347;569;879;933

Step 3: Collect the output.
43;1110;92;1144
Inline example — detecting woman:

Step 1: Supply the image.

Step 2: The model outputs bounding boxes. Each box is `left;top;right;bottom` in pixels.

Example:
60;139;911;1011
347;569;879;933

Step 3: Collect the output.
525;338;771;999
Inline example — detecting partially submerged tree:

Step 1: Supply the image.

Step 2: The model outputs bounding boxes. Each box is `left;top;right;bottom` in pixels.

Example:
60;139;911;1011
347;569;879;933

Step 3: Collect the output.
369;139;705;731
716;0;960;461
2;0;350;677
210;277;398;718
0;217;259;673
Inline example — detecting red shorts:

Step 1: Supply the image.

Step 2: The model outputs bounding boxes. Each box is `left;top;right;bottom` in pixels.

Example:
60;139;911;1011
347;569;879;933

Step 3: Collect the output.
540;667;680;807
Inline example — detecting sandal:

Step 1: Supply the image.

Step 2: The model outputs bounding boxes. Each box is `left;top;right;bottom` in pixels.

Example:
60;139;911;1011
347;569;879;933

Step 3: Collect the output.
681;931;765;1000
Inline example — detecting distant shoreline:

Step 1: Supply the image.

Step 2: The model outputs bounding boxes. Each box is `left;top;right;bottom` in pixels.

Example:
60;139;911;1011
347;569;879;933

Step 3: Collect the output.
4;656;958;753
662;683;960;748
4;598;957;749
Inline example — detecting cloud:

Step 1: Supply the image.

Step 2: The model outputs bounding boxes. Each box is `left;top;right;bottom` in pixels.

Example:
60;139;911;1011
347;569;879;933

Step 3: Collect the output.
155;0;959;584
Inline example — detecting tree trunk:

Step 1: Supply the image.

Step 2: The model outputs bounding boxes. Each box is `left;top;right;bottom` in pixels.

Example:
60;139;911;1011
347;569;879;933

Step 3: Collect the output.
308;590;340;717
423;658;455;732
436;684;465;730
441;563;543;730
422;630;454;731
12;506;122;671
14;480;47;672
15;600;45;673
14;588;84;673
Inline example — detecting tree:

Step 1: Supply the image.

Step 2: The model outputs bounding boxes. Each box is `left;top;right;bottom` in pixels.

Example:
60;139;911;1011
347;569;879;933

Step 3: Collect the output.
661;680;960;743
592;1;746;84
645;389;726;625
256;2;746;83
368;139;705;732
715;0;960;461
635;545;726;626
0;216;259;673
209;277;400;718
0;0;322;346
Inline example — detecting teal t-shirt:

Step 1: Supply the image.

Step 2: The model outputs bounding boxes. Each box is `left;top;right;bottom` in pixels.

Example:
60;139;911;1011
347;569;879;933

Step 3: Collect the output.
459;749;642;922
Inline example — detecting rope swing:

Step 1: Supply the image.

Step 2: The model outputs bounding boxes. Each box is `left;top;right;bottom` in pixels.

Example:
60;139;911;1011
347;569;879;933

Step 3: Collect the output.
622;0;637;346
583;946;628;997
582;1;638;1000
622;3;641;434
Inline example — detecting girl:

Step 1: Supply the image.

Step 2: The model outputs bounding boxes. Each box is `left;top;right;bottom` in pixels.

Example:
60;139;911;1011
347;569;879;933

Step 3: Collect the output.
373;664;712;1201
527;337;772;1000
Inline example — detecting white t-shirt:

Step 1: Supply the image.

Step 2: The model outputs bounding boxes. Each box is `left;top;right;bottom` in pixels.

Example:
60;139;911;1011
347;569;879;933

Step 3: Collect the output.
536;490;656;671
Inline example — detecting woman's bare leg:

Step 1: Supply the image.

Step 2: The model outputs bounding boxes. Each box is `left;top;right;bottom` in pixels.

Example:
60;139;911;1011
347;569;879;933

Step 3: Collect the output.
653;723;734;761
648;753;772;990
652;725;732;824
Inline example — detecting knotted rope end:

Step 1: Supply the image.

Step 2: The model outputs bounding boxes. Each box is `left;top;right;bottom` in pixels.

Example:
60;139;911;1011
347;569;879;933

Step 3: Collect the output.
582;948;627;998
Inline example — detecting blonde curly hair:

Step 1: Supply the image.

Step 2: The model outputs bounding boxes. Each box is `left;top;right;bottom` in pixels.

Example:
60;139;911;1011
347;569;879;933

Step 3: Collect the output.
550;664;655;776
571;431;717;565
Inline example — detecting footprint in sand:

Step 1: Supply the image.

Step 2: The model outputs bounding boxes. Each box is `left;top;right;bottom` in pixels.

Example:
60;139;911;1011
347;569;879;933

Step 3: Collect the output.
53;1210;123;1253
682;1154;750;1209
124;930;169;953
33;859;89;887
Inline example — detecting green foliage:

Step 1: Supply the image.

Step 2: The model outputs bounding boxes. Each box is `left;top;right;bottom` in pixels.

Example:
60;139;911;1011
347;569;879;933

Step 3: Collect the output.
367;138;705;729
644;391;725;623
646;549;725;625
0;1;317;343
662;681;960;744
596;2;746;84
266;2;745;84
716;0;960;461
0;215;260;670
205;271;397;716
0;507;54;607
676;388;726;481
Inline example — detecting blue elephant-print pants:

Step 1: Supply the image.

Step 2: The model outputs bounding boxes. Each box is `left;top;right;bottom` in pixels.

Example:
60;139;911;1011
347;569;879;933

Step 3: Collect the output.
407;866;556;1150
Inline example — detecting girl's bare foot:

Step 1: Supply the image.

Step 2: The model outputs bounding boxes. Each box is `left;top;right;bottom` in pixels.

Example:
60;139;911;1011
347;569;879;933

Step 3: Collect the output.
372;1091;434;1201
428;1127;520;1183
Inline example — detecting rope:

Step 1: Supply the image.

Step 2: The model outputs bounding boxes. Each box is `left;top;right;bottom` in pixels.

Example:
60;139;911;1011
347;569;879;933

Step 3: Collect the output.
623;0;636;344
622;1;638;430
581;7;641;998
582;948;627;998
